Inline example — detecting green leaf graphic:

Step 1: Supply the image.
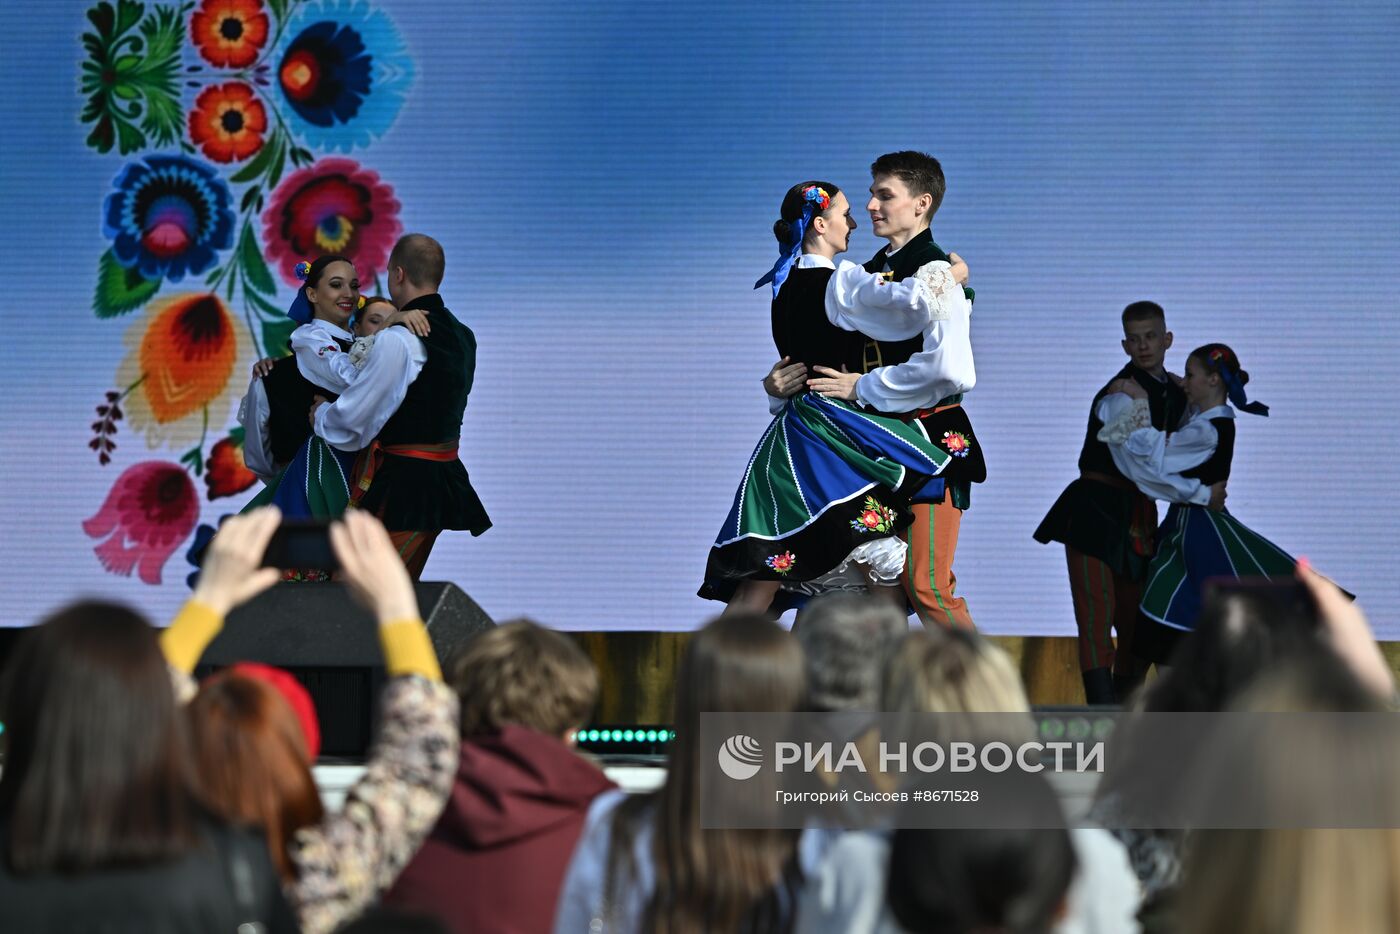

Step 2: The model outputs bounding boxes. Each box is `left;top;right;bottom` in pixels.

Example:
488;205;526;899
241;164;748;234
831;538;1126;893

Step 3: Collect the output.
239;223;277;295
94;249;160;317
261;316;296;358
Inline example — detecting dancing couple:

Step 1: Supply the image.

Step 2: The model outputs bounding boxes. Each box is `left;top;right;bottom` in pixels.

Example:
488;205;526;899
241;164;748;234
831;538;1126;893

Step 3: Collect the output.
702;151;986;628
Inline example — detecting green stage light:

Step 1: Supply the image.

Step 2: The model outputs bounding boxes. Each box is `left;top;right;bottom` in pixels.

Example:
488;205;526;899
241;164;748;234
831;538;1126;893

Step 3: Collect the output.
645;730;657;742
610;730;623;742
586;730;599;741
623;730;635;741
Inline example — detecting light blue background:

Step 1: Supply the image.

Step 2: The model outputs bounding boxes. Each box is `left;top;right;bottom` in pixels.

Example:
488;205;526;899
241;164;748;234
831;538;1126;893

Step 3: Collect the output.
1;1;1396;634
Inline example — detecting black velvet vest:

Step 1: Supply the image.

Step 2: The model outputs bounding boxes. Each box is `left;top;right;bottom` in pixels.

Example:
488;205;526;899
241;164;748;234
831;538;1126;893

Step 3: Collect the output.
771;266;866;372
376;294;475;445
1078;365;1189;477
1180;418;1235;486
261;339;347;463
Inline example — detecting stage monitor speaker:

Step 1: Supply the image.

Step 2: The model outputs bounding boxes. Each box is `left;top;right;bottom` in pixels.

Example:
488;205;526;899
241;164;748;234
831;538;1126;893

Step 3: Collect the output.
197;581;491;758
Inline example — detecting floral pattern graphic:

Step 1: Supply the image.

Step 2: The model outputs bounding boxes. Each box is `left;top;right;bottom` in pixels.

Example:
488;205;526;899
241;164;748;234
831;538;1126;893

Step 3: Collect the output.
188;82;269;162
942;431;972;457
850;496;897;534
190;0;269;68
274;0;414;152
84;461;200;584
766;551;797;575
205;429;259;498
102;154;236;283
263;157;402;285
78;0;415;586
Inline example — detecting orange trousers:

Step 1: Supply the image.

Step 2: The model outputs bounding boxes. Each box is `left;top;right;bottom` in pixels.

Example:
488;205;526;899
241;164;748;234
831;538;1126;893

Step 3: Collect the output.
388;529;440;580
900;498;975;630
1064;545;1142;674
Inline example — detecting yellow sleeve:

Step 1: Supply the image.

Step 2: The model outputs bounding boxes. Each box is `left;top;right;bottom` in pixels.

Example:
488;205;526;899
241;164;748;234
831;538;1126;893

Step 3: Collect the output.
159;600;224;674
378;618;443;682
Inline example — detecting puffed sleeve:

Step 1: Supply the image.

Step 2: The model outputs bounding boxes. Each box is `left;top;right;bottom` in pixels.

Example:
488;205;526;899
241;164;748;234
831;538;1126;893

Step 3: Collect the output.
826;260;951;340
236;376;278;483
291;322;359;394
313;328;427;451
1097;395;1216;505
849;265;976;412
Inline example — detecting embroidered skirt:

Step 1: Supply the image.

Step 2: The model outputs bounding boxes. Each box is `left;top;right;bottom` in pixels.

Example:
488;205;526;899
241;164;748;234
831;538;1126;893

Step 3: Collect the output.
1134;504;1297;660
243;436;357;519
700;392;951;601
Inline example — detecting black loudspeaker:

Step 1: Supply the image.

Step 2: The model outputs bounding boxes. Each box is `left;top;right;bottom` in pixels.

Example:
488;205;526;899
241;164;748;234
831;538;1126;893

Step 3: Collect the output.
197;581;491;758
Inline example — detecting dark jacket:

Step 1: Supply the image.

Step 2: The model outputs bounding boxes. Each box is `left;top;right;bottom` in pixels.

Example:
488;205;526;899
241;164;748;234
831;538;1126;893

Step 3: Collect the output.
0;817;297;933
384;724;616;934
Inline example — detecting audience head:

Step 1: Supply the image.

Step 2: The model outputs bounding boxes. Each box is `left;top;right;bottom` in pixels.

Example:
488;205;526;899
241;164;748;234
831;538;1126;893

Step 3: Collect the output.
1178;653;1400;934
388;234;445;305
355;296;396;336
451;619;599;740
793;593;907;711
1140;583;1320;713
887;770;1076;934
0;601;198;873
186;668;325;879
609;613;806;932
883;628;1031;714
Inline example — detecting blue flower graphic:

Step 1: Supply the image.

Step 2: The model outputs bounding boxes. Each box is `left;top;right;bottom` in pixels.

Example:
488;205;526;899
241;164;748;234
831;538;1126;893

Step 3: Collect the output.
274;0;415;152
102;155;235;282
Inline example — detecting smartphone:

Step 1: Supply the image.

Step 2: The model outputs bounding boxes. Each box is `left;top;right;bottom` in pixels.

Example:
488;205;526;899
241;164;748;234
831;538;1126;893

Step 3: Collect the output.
261;518;339;571
1201;576;1318;631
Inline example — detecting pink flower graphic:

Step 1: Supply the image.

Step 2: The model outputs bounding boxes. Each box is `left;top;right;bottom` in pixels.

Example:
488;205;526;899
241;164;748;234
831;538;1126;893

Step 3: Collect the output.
83;461;199;584
766;551;797;575
262;157;401;287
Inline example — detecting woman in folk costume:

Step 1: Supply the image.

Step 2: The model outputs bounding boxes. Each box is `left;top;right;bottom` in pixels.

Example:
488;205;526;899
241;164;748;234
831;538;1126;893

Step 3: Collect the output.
1097;343;1304;663
701;181;972;612
239;256;424;520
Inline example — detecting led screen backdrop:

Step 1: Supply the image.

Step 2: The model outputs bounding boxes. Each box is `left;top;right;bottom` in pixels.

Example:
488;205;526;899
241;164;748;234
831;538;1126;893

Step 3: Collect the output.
0;1;1396;634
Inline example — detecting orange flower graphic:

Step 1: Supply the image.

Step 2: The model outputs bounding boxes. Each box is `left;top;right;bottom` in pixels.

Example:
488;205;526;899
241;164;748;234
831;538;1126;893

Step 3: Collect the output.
117;292;248;448
191;0;269;68
188;82;267;163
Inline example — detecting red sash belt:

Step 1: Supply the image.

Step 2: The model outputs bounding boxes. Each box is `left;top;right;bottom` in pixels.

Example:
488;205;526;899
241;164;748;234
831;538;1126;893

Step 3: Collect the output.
353;439;460;504
909;401;962;421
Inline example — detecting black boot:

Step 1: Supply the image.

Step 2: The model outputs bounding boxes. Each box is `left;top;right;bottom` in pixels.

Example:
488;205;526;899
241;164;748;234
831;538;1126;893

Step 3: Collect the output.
1113;668;1146;706
1082;667;1116;705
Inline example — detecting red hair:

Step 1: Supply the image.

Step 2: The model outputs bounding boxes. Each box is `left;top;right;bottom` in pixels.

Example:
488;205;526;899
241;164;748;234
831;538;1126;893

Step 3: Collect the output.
186;672;325;880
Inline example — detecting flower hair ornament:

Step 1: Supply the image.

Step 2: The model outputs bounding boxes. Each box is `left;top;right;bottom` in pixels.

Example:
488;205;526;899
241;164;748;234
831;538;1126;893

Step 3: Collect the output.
286;258;314;324
1206;347;1269;416
754;185;833;296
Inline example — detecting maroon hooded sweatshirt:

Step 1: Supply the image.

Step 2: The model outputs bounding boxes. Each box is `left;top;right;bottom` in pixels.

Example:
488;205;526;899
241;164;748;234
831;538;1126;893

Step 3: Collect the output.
384;724;616;934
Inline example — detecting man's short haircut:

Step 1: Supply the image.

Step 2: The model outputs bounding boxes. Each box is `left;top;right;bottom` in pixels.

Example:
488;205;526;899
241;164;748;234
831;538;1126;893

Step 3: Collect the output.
1122;300;1166;328
793;593;909;711
451;619;599;737
871;151;946;216
389;233;445;289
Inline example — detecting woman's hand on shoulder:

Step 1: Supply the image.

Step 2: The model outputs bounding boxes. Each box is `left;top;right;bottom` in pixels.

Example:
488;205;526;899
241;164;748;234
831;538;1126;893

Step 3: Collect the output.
386;308;432;337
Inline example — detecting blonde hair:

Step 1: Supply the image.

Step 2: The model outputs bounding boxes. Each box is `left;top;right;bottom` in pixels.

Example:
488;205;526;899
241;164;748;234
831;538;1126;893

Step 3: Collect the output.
451;620;598;737
1178;657;1400;934
882;629;1031;714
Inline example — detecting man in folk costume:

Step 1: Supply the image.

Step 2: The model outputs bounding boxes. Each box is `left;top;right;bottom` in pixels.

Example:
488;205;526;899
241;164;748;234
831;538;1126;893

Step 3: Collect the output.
312;234;491;576
807;151;984;629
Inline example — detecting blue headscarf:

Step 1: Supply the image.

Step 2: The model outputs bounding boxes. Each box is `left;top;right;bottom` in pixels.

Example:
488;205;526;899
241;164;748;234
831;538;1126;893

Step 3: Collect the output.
754;185;832;296
286;260;313;324
1203;345;1269;417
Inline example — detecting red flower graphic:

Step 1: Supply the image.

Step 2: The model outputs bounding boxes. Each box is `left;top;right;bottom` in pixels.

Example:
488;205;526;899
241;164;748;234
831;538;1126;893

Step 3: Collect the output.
206;434;258;499
191;0;269;68
942;431;972;457
262;158;402;287
860;510;882;528
188;82;267;163
766;551;797;575
84;461;199;584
